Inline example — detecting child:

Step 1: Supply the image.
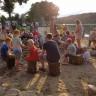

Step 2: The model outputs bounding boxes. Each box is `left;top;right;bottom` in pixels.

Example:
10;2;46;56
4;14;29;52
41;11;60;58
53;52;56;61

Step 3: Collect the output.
89;31;95;47
62;38;76;65
82;47;90;61
26;39;39;62
37;33;42;49
93;28;96;49
12;29;25;71
1;37;15;69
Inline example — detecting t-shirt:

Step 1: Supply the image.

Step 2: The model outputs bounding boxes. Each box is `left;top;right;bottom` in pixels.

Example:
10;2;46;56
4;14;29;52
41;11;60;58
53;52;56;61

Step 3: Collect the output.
12;37;22;51
83;51;90;61
67;34;74;43
1;44;9;59
33;32;38;38
12;25;16;31
67;43;76;55
43;41;60;63
28;46;38;61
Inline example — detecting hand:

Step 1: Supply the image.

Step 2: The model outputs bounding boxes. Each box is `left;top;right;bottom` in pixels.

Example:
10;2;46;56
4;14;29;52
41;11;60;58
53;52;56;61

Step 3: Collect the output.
61;55;64;58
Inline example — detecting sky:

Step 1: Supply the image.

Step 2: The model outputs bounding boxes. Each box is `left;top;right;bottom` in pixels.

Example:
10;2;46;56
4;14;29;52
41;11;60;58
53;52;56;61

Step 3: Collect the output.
0;0;96;17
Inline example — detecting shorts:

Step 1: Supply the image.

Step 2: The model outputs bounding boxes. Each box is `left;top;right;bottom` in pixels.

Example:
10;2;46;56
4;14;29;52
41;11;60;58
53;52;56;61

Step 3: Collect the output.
65;52;71;58
39;53;48;62
13;49;22;60
14;52;21;60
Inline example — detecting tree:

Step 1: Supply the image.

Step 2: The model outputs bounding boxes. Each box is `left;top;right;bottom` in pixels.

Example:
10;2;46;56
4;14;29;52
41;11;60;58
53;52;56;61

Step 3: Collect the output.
1;0;29;25
27;2;42;22
39;1;59;21
27;1;59;24
0;15;6;29
14;13;20;22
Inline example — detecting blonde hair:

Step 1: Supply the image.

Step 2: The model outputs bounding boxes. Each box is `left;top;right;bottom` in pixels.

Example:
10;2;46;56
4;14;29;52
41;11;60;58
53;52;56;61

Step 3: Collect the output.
93;28;96;31
8;33;13;38
5;37;11;43
75;19;81;25
67;38;72;43
14;29;20;35
27;39;34;45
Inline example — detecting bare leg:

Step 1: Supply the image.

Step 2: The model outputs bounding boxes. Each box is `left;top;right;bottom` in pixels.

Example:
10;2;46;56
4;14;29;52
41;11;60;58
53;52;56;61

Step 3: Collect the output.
77;39;81;48
64;57;68;64
40;59;46;69
15;60;21;71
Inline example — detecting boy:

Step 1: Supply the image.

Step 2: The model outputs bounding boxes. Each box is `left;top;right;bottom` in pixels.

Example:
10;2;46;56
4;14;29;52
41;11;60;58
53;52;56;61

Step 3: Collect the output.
1;37;15;69
26;39;39;62
12;29;25;71
82;47;90;61
39;33;60;71
62;38;76;65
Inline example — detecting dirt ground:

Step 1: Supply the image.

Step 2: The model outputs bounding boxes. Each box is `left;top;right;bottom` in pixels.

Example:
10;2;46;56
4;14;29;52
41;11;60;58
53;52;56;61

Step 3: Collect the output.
0;28;96;96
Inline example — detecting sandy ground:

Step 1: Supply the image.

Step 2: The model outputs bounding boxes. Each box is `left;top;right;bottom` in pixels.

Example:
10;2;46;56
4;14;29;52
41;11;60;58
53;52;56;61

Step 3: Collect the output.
0;28;96;96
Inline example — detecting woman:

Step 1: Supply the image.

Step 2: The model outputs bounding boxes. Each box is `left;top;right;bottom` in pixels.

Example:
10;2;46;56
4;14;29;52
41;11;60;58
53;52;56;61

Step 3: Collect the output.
75;19;83;47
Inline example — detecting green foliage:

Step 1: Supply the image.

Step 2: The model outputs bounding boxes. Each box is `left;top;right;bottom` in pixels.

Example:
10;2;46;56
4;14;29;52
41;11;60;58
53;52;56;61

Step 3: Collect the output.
56;24;64;29
27;1;59;22
39;1;59;21
0;0;29;24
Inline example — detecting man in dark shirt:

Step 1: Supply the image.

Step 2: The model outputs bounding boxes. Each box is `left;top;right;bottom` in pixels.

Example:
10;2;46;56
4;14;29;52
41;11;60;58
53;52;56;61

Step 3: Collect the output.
12;23;16;31
39;33;60;71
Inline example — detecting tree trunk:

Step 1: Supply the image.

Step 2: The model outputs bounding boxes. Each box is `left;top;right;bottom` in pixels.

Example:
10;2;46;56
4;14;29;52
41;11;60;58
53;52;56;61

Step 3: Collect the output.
9;13;12;25
50;18;54;34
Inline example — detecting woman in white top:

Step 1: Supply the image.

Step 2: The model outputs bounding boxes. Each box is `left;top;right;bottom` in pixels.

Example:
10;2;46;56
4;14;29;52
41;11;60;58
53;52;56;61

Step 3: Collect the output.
4;23;10;35
75;19;83;47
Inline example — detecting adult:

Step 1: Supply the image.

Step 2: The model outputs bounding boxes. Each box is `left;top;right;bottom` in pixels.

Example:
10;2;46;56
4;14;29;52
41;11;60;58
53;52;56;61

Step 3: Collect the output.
39;33;60;71
12;23;17;32
29;22;34;32
4;23;10;35
75;19;83;47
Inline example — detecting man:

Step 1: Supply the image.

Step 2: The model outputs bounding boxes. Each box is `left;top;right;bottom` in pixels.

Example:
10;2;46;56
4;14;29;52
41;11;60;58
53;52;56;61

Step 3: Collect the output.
39;33;60;71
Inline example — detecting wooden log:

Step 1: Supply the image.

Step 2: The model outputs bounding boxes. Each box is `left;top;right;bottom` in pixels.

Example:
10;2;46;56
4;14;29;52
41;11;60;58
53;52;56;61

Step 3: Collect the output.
76;48;83;55
69;55;83;65
27;61;37;74
48;61;60;76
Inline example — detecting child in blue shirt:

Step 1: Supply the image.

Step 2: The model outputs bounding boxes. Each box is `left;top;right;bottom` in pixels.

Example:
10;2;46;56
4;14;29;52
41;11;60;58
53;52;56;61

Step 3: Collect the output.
1;37;15;69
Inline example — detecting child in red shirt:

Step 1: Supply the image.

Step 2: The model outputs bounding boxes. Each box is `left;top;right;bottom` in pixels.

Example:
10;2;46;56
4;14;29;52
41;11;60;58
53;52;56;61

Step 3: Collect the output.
26;39;39;62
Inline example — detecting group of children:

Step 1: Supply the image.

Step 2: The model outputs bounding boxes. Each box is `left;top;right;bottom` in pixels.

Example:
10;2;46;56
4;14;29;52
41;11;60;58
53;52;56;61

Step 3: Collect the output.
0;26;91;72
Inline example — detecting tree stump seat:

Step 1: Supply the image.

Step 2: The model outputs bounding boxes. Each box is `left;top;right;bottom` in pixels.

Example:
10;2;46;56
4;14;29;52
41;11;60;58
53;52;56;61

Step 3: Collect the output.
69;55;83;65
27;61;37;74
48;61;60;76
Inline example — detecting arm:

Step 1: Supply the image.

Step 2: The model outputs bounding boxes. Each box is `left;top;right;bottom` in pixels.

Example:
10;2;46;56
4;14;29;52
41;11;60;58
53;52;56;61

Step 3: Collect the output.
42;49;46;54
21;44;25;47
62;49;69;58
6;51;10;56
